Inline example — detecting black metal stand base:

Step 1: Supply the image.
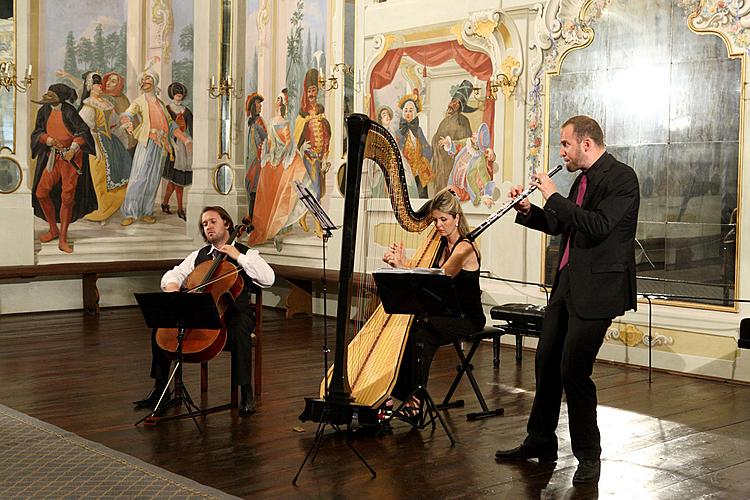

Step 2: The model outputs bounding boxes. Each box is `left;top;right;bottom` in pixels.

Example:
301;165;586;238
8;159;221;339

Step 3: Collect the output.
135;361;205;432
390;385;455;446
293;401;377;485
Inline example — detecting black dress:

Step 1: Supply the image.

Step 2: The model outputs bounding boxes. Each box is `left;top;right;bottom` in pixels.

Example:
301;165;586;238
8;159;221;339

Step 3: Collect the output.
392;237;485;401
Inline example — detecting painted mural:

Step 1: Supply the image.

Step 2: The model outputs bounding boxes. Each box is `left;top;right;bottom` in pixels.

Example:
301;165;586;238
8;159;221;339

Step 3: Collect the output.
369;42;500;207
244;0;330;249
32;0;193;255
0;13;14;152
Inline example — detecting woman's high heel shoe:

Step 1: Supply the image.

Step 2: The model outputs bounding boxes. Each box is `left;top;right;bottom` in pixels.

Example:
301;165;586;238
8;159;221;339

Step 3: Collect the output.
177;208;186;221
161;203;172;214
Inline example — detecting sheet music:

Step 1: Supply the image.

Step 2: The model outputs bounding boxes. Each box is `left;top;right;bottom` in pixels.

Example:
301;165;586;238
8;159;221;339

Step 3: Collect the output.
373;267;445;275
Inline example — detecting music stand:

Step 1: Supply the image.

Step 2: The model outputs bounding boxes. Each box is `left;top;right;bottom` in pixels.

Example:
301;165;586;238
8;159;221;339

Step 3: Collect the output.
133;292;222;432
292;182;376;485
295;181;336;239
294;180;337;396
372;269;458;445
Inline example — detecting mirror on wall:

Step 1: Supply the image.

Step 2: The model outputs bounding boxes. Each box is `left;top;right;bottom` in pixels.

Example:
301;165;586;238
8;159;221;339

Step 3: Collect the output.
0;156;21;193
0;0;15;153
218;0;232;158
213;162;234;194
545;0;741;308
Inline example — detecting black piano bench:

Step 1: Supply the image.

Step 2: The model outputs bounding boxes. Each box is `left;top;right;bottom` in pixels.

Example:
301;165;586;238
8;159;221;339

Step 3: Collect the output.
437;326;505;421
490;303;546;366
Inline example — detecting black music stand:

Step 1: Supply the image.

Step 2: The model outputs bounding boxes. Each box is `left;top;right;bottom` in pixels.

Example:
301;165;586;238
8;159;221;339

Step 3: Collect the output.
294;180;337;396
373;269;458;445
133;292;222;432
292;182;374;486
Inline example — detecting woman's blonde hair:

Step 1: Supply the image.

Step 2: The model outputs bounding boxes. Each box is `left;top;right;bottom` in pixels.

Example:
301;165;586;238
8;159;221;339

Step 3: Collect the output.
429;188;470;237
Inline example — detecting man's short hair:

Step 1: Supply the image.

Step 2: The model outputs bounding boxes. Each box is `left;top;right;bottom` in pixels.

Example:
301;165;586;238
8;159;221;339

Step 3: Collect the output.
562;115;604;146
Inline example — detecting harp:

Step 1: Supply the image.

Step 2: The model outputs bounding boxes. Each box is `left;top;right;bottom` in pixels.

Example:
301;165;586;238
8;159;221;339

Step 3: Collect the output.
300;113;441;423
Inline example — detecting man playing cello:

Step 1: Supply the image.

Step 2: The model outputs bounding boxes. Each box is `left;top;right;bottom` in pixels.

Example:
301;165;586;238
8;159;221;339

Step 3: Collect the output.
133;206;275;416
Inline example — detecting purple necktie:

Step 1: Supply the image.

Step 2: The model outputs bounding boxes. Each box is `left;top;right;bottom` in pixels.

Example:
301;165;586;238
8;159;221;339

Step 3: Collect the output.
558;174;587;270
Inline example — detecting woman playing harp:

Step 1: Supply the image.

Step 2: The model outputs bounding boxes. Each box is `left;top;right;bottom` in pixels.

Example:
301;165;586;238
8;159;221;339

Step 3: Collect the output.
382;188;485;410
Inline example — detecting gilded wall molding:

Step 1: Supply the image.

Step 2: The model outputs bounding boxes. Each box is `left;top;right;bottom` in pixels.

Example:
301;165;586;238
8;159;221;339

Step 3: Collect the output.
605;324;675;348
526;0;611;177
679;0;750;54
461;9;524;98
150;0;173;61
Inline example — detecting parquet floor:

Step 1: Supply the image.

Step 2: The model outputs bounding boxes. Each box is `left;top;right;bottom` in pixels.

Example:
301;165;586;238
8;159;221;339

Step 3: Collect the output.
2;306;750;499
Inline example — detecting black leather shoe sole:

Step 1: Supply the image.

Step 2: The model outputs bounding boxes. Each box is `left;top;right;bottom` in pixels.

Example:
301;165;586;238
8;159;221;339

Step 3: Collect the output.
495;445;557;463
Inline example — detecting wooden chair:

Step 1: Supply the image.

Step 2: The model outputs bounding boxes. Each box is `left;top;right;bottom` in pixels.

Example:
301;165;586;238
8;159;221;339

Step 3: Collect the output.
200;288;264;412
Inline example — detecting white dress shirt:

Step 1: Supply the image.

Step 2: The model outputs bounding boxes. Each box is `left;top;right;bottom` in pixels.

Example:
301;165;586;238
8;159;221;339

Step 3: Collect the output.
161;243;275;291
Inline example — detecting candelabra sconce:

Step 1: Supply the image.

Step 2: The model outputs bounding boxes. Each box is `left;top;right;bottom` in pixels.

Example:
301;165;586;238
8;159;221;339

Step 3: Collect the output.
208;75;244;99
318;63;353;92
0;62;33;93
487;72;515;100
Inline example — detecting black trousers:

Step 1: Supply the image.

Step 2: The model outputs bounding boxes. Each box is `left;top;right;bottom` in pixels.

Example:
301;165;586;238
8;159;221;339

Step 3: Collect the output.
392;315;481;402
150;309;255;388
523;267;611;460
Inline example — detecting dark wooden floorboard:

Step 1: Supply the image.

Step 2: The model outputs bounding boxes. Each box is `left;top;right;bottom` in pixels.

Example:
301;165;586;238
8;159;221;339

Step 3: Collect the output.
1;306;749;498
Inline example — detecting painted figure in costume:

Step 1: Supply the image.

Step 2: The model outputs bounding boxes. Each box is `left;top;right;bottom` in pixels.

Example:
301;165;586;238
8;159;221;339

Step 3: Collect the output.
394;90;433;199
119;69;191;226
431;79;476;195
377;105;397;137
244;92;267;219
101;71;136;154
440;122;498;207
31;83;97;253
248;89;308;248
294;69;331;236
161;82;193;220
368;105;399;198
78;71;132;222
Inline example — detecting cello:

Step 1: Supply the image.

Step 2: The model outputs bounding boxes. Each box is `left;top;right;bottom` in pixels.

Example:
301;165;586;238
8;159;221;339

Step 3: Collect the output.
155;219;253;364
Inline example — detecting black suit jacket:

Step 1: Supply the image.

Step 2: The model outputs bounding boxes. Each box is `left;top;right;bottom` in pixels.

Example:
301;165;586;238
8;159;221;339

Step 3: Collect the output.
516;152;640;319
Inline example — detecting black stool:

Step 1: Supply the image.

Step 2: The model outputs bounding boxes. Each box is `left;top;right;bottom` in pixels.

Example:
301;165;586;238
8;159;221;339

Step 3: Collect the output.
490;303;546;365
438;327;505;421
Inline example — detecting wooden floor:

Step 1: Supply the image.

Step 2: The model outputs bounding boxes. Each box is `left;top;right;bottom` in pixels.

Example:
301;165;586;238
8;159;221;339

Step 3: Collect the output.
2;306;750;499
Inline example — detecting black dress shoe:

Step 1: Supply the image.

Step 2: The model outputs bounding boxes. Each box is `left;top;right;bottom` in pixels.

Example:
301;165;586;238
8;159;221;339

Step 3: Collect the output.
573;459;601;484
495;444;558;463
133;382;170;409
239;385;256;417
239;399;257;417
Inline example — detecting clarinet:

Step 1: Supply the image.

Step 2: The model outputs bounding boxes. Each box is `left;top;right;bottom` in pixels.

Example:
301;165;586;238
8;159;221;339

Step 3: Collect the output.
466;165;563;242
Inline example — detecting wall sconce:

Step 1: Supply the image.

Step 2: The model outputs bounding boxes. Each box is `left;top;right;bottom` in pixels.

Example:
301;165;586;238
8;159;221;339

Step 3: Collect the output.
0;62;33;93
472;72;516;101
318;63;353;92
208;75;244;99
488;72;513;100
